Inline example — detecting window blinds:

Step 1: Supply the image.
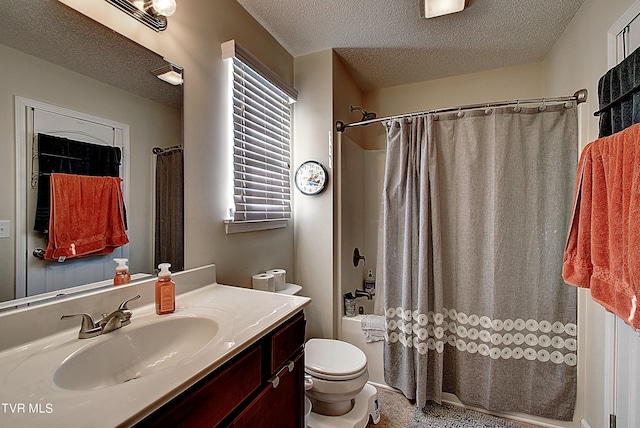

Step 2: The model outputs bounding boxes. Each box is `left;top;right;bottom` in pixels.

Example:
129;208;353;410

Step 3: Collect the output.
229;55;293;223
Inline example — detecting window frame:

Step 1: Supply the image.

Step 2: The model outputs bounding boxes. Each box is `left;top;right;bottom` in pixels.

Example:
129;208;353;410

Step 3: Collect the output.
221;40;297;234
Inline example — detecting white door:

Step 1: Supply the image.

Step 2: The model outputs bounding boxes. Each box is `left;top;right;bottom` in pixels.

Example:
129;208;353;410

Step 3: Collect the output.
609;8;640;428
23;105;128;297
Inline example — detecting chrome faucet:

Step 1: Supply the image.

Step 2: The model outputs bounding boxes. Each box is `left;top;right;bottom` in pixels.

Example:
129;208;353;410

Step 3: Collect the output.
355;289;373;300
99;295;140;334
61;295;141;339
60;313;102;339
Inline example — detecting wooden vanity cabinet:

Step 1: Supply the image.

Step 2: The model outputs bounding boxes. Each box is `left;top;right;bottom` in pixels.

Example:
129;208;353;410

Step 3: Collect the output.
231;350;304;427
136;311;306;428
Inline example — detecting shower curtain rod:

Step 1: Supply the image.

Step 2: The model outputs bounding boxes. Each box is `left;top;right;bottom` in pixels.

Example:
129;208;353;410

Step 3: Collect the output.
335;88;588;133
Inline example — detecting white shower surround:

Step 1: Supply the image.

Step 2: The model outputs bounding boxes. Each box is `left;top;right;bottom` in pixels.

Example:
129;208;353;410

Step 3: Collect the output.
338;137;388;391
339;136;385;304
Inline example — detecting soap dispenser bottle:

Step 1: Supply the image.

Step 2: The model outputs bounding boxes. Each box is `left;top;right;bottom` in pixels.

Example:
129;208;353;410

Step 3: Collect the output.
155;263;175;315
113;258;131;286
364;269;376;296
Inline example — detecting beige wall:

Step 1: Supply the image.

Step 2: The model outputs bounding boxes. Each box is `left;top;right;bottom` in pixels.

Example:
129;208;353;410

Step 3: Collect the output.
58;0;296;289
293;50;335;339
333;55;364;147
0;42;180;301
360;62;546;150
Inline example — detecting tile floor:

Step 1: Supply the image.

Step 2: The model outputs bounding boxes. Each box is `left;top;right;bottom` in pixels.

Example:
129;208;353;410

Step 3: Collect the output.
367;387;546;428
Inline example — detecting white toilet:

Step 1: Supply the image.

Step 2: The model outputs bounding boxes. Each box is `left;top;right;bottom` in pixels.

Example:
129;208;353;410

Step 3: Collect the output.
305;338;369;416
277;284;379;426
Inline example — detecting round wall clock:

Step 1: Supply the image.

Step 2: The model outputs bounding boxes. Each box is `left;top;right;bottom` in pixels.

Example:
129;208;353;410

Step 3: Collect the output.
294;160;328;195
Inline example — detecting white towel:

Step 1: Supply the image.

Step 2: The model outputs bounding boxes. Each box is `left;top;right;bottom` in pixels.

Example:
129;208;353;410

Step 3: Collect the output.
361;315;386;343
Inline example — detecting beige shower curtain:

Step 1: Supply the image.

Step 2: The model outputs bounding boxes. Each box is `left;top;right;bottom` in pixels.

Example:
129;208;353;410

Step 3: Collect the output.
379;103;578;420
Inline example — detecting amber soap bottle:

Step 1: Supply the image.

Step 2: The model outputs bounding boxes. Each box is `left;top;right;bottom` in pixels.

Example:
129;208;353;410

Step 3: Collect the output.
155;263;175;315
113;258;131;286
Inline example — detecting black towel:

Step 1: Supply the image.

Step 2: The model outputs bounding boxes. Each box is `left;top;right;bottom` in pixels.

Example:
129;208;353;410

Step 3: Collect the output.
598;46;640;137
34;134;122;233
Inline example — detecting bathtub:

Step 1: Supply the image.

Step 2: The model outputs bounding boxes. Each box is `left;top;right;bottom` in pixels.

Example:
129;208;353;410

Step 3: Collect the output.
340;315;388;388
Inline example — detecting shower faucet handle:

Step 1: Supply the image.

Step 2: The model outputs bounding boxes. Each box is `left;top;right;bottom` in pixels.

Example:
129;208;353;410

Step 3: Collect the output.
353;247;366;267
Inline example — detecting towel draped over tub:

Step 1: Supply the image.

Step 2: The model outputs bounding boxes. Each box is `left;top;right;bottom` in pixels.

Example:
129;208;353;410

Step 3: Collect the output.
360;314;386;343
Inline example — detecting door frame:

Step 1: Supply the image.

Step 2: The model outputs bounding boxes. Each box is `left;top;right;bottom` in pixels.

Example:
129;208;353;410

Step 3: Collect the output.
14;96;130;299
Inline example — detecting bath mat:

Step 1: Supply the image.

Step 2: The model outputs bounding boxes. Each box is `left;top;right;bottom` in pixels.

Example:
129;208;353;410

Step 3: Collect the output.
408;401;521;428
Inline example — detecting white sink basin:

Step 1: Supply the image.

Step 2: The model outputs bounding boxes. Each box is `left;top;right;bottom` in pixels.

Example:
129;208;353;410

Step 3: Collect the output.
0;279;311;428
53;316;219;391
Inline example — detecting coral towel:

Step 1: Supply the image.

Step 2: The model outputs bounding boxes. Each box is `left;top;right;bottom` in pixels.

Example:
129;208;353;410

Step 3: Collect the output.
44;173;129;260
563;123;640;329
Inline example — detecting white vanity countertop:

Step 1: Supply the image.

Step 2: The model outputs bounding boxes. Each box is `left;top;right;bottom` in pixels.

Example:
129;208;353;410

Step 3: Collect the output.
0;283;310;427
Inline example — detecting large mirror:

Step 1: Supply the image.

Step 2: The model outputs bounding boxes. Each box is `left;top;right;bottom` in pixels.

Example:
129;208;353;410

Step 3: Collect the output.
0;0;183;308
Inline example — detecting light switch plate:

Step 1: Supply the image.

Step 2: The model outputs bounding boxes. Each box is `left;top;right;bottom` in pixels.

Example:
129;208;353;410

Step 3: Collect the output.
0;220;10;238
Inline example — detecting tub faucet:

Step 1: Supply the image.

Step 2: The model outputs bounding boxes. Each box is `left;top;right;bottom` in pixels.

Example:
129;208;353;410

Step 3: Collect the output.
355;289;373;300
61;294;140;339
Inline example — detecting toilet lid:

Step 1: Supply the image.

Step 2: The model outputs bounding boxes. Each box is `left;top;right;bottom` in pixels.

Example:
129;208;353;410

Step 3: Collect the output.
305;338;367;379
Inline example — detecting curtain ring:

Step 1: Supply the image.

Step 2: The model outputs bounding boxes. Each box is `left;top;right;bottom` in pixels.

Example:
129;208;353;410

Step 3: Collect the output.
538;99;547;112
513;100;521;113
484;107;493;115
457;108;464;118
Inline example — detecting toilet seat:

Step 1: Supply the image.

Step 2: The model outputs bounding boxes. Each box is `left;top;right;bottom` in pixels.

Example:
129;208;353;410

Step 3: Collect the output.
305;338;367;381
306;365;368;381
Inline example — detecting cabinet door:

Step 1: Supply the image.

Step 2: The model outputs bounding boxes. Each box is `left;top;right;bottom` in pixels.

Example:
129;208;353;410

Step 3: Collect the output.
271;311;306;372
231;350;304;428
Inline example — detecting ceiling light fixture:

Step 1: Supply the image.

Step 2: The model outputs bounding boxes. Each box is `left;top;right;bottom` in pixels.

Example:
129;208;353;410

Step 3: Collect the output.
151;0;177;17
152;62;184;85
104;0;177;31
421;0;466;19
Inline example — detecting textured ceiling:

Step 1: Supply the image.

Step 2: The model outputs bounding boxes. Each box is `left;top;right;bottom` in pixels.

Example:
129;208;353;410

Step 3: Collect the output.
236;0;586;91
0;0;182;109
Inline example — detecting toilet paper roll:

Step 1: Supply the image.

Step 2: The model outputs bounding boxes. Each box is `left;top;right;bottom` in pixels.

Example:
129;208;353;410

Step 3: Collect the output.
252;273;275;292
267;269;286;291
